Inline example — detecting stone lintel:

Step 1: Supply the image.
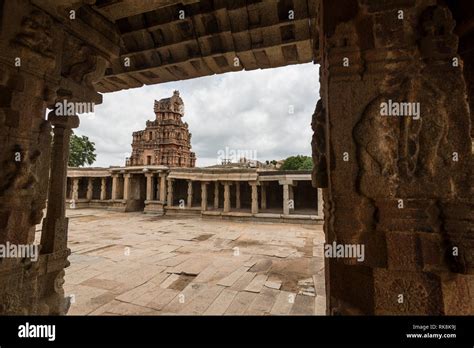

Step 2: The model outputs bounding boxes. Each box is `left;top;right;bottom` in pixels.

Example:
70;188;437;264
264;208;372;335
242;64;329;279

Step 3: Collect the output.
48;114;80;129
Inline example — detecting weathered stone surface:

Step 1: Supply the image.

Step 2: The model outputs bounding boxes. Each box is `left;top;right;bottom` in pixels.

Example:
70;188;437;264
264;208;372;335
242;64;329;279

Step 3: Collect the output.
320;0;473;315
128;91;195;167
59;210;324;315
244;274;268;293
1;0;472;317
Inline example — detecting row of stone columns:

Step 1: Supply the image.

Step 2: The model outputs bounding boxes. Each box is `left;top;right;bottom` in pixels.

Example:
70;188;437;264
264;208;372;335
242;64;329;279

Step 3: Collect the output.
112;172;167;201
69;177;108;202
70;172;167;203
69;175;323;216
165;180;321;216
144;172;168;201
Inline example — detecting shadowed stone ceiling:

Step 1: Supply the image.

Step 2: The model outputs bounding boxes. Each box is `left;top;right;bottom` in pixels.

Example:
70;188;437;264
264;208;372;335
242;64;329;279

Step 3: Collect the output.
90;0;319;93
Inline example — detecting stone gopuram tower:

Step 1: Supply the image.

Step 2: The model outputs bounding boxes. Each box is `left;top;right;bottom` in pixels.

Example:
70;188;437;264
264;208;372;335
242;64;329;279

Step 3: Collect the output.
128;91;196;167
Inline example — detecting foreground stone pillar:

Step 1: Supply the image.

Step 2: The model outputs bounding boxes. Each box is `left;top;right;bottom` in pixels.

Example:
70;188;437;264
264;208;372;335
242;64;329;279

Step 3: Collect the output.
250;182;258;214
41;113;79;254
214;182;219;209
187;180;193;208
167;178;174;206
260;183;267;210
123;173;131;200
0;0;118;315
159;173;167;202
100;177;107;200
223;182;231;213
86;178;93;201
320;0;473;315
235;182;241;209
201;182;208;211
145;173;154;201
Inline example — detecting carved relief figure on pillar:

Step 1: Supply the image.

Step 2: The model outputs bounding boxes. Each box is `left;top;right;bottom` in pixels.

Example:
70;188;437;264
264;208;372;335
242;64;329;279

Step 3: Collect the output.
127;91;196;168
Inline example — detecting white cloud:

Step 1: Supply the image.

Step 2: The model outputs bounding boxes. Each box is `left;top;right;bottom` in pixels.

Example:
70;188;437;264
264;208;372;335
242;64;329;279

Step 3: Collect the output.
74;63;320;167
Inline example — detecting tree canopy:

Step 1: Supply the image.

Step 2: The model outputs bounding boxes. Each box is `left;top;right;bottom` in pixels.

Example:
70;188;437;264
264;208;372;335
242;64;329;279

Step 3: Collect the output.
68;134;96;167
280;155;313;170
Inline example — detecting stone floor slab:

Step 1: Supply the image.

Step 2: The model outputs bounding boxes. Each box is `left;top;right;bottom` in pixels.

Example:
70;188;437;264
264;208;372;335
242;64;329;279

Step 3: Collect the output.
58;209;325;316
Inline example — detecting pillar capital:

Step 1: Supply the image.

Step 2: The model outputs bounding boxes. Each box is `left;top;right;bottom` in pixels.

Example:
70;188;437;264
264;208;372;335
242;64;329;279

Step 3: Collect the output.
48;112;80;129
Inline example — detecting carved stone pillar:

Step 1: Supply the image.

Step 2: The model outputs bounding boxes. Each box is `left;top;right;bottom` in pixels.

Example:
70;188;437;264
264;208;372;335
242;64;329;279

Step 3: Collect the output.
123;173;131;201
72;178;79;202
320;0;473;315
288;184;294;213
260;182;267;210
41;112;79;254
235;182;241;209
159;173;167;202
201;182;208;211
100;177;106;201
111;174;118;200
250;182;258;214
155;177;160;200
0;0;119;315
282;184;290;216
86;178;93;201
223;182;231;213
187;180;193;208
214;182;219;209
145;173;153;201
167;178;174;206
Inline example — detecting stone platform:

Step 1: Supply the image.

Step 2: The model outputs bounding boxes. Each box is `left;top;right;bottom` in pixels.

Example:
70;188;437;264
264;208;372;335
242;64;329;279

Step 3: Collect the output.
59;209;326;315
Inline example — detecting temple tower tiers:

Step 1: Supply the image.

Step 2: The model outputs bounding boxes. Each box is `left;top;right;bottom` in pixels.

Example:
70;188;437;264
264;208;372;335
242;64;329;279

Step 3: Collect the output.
128;91;196;167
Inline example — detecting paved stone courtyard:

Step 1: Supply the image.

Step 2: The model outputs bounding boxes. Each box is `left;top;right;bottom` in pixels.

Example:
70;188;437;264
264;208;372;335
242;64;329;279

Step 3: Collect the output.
61;209;326;315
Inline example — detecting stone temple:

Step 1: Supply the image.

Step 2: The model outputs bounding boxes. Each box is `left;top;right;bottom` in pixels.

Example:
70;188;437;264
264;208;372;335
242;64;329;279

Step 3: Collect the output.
127;90;196;167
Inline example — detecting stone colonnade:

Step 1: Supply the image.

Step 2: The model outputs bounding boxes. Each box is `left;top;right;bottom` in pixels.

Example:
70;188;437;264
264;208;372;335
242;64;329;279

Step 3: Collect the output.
67;167;169;214
66;168;323;221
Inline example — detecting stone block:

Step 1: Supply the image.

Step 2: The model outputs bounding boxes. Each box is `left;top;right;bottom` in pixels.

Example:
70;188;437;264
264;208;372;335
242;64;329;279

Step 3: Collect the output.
385;231;422;271
374;269;442;315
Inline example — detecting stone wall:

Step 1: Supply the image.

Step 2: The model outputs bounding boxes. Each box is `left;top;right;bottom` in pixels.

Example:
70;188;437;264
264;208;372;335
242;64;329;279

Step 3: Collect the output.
318;0;473;315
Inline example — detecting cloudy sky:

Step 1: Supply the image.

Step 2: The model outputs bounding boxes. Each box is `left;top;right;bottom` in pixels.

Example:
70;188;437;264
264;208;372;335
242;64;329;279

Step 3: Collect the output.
74;62;320;167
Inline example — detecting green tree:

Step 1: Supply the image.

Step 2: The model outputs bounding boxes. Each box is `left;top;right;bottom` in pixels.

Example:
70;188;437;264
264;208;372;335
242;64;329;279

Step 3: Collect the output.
68;134;96;167
281;155;313;170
